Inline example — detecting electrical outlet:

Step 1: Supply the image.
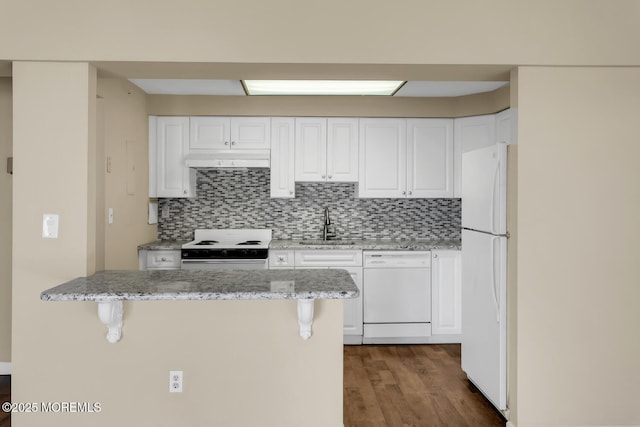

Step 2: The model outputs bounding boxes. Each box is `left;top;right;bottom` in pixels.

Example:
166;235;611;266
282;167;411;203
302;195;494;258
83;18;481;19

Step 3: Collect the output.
42;214;59;238
169;370;183;393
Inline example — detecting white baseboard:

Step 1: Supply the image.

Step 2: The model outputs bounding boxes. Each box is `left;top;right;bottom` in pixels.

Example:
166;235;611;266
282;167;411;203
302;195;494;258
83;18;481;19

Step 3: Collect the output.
424;334;462;344
0;362;11;375
343;335;363;345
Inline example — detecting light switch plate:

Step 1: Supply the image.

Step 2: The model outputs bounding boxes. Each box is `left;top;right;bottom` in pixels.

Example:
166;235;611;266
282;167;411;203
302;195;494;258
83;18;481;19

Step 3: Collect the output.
42;214;59;238
148;202;158;225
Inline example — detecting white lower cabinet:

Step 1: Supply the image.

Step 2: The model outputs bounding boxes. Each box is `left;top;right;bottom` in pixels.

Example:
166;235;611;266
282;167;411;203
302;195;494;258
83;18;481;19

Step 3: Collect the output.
335;266;363;343
430;250;462;342
138;249;181;270
271;249;363;343
268;250;295;268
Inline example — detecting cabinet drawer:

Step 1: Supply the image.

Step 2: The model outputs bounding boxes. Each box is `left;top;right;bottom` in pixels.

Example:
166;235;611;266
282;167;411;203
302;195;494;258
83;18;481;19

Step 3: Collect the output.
269;250;295;268
295;250;362;267
146;250;181;269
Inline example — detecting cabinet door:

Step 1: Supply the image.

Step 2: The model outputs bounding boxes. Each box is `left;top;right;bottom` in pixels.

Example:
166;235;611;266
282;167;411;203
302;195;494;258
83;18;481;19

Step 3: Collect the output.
358;118;406;198
156;117;194;197
148;116;158;197
231;117;271;149
431;250;462;336
295;118;327;181
268;250;295;268
333;266;363;337
190;116;230;150
145;250;181;270
327;118;358;182
270;118;295;198
407;119;454;198
453;114;496;197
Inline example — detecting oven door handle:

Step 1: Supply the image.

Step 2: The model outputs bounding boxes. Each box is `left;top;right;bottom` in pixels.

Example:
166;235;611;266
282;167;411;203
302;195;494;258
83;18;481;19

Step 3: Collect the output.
181;259;267;265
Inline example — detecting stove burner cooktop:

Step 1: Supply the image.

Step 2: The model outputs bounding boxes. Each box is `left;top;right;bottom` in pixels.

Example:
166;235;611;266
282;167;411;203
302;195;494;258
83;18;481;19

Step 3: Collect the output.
236;240;262;246
194;240;219;246
181;229;272;256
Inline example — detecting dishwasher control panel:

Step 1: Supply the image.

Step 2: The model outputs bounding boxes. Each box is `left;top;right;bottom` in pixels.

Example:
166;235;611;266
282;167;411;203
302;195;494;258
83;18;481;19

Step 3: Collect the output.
363;251;431;268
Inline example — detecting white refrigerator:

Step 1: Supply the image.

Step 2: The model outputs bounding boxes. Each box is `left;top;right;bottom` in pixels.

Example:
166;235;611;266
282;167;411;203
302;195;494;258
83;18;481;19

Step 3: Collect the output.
461;141;508;411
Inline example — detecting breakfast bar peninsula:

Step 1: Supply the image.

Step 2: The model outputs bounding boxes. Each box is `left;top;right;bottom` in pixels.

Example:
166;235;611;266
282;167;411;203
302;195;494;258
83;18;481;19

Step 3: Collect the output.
40;268;358;427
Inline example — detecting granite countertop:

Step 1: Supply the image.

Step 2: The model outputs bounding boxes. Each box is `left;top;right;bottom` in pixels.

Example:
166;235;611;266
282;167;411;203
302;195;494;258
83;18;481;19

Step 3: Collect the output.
269;238;461;251
40;269;359;302
138;239;461;251
138;240;189;251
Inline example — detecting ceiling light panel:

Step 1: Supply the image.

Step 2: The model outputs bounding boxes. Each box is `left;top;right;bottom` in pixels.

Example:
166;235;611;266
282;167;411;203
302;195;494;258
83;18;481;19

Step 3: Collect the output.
244;80;404;96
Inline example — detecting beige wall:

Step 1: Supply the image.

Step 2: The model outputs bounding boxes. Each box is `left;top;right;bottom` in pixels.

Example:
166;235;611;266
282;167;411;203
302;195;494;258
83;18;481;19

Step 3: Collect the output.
148;87;509;118
97;79;156;269
11;62;345;427
0;78;11;364
5;1;640;426
516;67;640;426
12;60;95;418
1;1;640;66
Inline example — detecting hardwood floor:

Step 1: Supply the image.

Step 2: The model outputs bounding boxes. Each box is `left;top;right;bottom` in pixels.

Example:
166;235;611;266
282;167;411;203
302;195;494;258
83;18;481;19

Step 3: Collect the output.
344;344;506;427
0;376;10;427
0;347;502;427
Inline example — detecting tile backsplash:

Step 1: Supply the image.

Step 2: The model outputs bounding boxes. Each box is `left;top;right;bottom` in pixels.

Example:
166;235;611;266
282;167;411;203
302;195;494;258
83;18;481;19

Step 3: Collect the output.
158;169;460;241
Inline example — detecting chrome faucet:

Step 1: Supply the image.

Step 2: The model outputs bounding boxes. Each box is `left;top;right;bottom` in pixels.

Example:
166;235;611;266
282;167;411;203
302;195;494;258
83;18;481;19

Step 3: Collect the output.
323;207;337;241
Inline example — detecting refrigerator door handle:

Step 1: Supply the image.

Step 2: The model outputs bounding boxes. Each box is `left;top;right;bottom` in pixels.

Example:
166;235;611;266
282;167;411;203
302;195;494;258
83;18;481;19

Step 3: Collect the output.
490;161;500;235
491;236;501;323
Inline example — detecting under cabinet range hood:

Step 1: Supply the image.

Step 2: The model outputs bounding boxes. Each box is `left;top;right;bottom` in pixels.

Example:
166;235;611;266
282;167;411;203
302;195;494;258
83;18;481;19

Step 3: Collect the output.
185;150;270;168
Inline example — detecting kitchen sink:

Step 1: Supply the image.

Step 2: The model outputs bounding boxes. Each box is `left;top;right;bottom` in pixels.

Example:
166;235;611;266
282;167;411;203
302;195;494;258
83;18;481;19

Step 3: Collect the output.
299;240;356;245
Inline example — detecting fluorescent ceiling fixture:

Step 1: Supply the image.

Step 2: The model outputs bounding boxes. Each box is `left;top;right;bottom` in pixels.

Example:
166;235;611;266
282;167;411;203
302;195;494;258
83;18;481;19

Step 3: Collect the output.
395;81;509;97
128;79;245;95
244;80;404;96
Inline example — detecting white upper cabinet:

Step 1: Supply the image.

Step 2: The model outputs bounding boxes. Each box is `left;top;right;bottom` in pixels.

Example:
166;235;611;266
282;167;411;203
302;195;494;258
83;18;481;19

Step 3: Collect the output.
453;114;496;197
327;118;359;181
154;116;196;198
190;116;228;150
232;117;271;149
148;116;158;198
190;117;270;151
270;117;296;198
295;118;358;182
359;118;453;198
407;119;454;198
358;118;407;198
295;118;327;181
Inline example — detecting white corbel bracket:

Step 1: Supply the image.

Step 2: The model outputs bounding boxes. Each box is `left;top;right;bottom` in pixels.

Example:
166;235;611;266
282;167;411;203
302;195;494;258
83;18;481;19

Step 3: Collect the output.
95;299;312;343
297;299;315;340
97;301;123;344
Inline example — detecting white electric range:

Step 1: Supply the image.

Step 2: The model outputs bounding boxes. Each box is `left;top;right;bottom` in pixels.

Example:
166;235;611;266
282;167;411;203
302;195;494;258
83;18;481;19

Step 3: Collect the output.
181;229;272;270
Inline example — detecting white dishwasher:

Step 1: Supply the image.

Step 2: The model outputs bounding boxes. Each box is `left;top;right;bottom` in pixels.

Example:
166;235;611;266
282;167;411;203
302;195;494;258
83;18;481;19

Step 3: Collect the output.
363;251;432;344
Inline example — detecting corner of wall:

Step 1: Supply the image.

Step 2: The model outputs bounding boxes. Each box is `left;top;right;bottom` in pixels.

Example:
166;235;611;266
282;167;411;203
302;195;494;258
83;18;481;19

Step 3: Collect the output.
0;77;12;363
98;77;157;270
